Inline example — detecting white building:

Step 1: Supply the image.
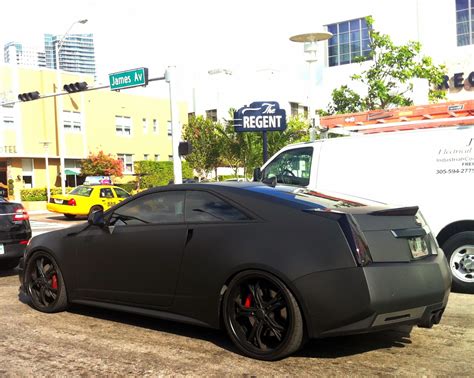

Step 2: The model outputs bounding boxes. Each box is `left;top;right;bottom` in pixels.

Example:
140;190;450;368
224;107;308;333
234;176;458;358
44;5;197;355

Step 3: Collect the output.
4;42;46;68
190;0;474;120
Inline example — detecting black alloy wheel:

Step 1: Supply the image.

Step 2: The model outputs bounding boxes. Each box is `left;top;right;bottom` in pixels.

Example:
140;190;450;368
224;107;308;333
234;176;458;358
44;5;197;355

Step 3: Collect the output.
223;270;304;360
25;252;68;313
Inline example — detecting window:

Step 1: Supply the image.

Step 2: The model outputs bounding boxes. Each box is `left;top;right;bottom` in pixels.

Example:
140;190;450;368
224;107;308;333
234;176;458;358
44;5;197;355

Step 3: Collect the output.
290;102;299;117
153;119;158;133
188;112;195;123
143;154;149;160
456;0;474;46
115;116;132;136
110;191;185;225
142;118;148;134
69;186;93;196
168;155;173;161
100;188;114;198
117;153;133;174
262;147;313;186
63;110;81;132
154;154;160;161
206;109;217;122
327;17;371;67
21;158;34;189
185;191;250;222
113;187;131;198
167;121;172;136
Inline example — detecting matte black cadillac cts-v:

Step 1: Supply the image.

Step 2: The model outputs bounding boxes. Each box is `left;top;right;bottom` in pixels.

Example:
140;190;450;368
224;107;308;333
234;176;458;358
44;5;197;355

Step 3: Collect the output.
19;183;451;360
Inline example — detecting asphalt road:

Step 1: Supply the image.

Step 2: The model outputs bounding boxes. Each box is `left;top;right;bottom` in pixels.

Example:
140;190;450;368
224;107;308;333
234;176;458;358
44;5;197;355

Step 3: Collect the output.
0;271;472;375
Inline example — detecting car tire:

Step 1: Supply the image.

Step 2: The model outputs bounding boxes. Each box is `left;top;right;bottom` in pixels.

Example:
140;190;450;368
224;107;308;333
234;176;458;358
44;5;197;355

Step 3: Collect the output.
223;270;304;361
25;251;68;313
88;205;103;217
442;231;474;294
64;214;76;219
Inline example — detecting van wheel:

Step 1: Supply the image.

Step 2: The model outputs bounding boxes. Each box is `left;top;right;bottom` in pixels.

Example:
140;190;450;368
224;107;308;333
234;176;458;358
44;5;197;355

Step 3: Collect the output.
442;231;474;294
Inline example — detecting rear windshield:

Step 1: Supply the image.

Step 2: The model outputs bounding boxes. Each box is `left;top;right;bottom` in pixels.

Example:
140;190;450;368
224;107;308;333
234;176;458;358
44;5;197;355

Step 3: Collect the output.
0;203;21;213
247;186;366;209
69;186;93;197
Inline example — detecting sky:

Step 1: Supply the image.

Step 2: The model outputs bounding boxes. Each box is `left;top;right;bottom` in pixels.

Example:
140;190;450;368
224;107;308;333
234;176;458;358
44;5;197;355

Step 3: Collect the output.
0;0;333;86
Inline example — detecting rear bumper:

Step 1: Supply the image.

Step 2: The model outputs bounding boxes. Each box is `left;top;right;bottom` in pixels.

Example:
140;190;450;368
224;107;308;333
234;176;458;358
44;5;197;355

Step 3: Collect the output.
46;203;85;216
293;252;451;338
0;243;26;262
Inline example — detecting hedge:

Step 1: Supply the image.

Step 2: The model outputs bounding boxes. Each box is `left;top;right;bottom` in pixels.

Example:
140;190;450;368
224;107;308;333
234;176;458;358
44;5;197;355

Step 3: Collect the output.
21;187;73;201
134;161;193;188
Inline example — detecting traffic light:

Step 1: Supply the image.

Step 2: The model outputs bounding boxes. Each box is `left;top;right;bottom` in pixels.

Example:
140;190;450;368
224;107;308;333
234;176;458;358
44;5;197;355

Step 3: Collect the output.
17;91;40;102
63;81;88;93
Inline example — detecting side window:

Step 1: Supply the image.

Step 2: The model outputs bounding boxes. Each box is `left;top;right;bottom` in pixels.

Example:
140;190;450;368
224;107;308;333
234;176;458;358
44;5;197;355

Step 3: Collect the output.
110;191;185;226
114;187;131;198
262;147;313;186
185;191;250;222
100;188;114;198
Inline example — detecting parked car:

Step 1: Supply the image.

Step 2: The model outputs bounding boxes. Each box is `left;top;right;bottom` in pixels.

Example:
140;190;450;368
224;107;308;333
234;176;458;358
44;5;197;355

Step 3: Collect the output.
19;182;451;360
0;198;31;270
46;185;130;219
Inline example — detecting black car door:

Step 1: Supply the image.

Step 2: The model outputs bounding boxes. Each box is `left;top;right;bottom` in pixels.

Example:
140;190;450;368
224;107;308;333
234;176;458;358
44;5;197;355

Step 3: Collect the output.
73;190;187;308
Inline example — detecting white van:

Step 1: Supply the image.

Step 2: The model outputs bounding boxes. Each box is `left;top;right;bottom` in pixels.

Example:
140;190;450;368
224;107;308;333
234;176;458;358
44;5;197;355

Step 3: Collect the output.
257;125;474;293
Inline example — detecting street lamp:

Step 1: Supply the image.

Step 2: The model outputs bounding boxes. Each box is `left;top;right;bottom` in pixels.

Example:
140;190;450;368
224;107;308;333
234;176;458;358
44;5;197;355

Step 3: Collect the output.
290;31;332;140
56;19;88;194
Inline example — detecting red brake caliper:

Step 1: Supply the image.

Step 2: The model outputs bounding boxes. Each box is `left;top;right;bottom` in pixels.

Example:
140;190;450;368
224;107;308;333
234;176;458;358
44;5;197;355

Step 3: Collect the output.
244;294;252;308
51;274;58;290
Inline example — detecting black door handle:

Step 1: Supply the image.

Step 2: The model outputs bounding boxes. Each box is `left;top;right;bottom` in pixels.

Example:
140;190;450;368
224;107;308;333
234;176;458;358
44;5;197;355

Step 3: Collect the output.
186;228;194;246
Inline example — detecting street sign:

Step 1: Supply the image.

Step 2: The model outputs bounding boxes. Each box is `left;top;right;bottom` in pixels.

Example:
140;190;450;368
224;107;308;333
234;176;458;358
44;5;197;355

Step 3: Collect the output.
234;101;287;132
109;68;149;91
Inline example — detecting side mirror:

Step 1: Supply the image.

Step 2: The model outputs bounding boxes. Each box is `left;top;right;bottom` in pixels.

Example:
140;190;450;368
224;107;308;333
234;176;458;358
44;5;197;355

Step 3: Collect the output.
88;209;105;227
253;167;262;182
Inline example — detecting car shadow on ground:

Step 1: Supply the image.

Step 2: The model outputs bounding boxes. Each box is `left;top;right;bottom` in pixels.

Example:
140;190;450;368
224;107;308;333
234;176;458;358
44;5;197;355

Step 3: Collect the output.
54;303;412;359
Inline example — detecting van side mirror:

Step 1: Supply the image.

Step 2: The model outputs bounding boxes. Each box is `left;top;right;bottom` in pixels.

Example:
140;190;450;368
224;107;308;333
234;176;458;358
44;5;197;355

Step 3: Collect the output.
253;167;262;182
88;209;105;227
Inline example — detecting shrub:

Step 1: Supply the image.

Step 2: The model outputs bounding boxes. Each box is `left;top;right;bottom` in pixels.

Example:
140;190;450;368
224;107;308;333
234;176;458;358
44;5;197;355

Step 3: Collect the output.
134;161;193;188
21;187;72;201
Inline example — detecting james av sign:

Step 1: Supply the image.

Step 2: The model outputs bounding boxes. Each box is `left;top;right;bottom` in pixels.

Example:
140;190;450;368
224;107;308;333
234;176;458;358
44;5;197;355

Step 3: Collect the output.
234;101;287;133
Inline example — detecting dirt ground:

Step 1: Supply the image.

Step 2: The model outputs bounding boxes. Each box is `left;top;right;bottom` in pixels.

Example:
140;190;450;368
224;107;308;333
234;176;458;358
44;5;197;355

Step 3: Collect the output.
0;268;472;376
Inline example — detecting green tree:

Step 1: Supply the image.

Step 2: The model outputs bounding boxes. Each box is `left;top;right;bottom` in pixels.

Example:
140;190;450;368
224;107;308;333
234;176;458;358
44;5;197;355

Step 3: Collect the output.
327;16;446;114
80;150;123;177
182;116;222;178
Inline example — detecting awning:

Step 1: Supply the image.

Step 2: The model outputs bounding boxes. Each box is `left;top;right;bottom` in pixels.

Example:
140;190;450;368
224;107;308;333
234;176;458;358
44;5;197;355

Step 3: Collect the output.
65;169;80;176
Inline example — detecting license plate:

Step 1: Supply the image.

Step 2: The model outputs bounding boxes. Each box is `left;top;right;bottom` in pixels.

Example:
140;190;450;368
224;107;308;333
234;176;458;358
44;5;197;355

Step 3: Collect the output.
54;199;63;204
408;237;429;259
0;244;4;255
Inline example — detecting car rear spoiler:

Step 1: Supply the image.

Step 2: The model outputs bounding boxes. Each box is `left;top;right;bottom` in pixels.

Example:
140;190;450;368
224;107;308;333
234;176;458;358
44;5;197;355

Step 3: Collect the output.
368;206;419;216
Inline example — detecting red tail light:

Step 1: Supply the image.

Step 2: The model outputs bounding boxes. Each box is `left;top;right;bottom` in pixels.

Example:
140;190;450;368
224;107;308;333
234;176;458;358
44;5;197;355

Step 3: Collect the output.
67;198;76;206
19;240;29;245
13;208;29;221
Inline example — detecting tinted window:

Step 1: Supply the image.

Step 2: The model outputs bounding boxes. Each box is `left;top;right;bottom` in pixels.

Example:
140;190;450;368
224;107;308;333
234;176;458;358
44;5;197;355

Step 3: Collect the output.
114;187;130;198
110;191;185;226
262;147;313;186
69;186;93;197
185;191;250;222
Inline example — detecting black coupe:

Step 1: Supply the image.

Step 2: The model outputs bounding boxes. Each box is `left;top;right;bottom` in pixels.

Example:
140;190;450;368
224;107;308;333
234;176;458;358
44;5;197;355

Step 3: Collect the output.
19;183;451;360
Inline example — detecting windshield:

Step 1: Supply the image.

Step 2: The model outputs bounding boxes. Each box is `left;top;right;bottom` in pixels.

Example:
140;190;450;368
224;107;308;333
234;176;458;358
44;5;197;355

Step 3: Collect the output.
262;147;313;186
69;186;93;197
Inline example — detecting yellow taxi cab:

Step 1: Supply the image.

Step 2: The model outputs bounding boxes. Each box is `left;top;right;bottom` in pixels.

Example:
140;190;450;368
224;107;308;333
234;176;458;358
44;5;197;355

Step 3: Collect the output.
46;185;131;219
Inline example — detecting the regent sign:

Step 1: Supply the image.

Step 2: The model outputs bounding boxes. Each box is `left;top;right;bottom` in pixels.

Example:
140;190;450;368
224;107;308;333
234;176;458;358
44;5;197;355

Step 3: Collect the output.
234;101;287;133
